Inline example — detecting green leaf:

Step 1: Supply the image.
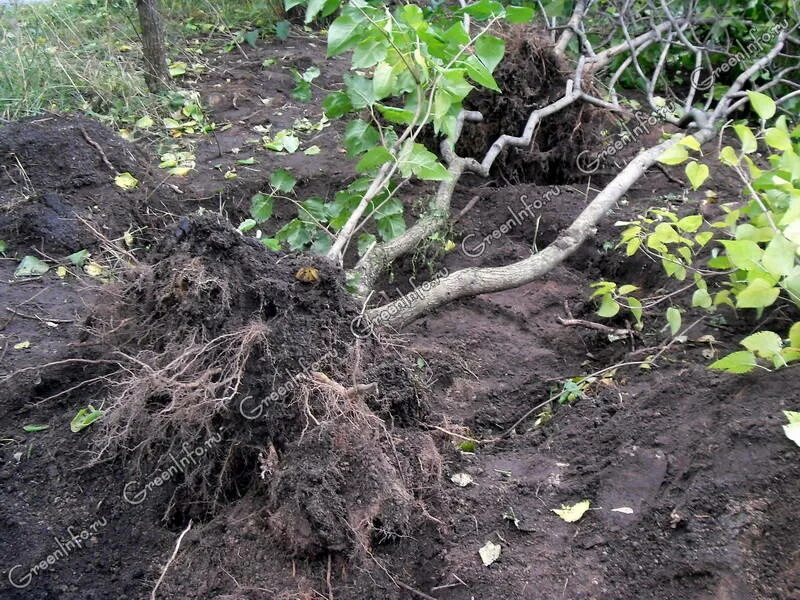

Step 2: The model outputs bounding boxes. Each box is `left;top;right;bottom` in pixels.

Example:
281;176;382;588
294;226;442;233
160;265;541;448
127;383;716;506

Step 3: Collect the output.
657;144;689;165
250;193;274;222
344;73;376;109
746;91;776;120
376;104;416;125
114;172;139;190
135;115;154;129
709;351;757;374
243;30;259;48
627;297;643;327
762;235;796;278
692;288;713;309
505;5;534;23
676;214;703;233
343;120;380;156
262;237;281;251
736;278;781;309
304;145;321;155
372;62;396;99
720;239;763;270
666;306;681;335
376;213;406;241
685;161;709;190
292;80;312;102
310;233;332;255
15;255;49;278
322;91;353;118
304;0;326;23
264;130;300;153
764;127;792;151
299;197;327;223
678;135;701;151
23;424;49;432
70;405;103;433
0;239;6;253
276;219;313;249
733;124;758;154
463;55;500;91
275;20;291;40
356;146;393;173
443;22;470;45
597;293;620;318
463;0;504;20
352;37;388;69
440;69;474;101
474;34;505;73
357;232;377;256
783;411;800;446
238;218;257;232
270;169;297;193
66;249;90;267
790;322;800;348
327;10;365;56
740;331;783;358
719;145;739;166
397;141;450;181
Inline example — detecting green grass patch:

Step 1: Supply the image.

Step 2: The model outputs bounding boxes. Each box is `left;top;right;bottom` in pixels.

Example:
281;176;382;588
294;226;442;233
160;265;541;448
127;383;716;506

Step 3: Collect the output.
0;0;281;126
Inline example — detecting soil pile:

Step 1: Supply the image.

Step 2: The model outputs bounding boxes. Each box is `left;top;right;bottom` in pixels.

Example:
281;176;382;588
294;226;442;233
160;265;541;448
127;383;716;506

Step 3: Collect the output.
92;214;435;557
456;28;605;184
0;115;157;253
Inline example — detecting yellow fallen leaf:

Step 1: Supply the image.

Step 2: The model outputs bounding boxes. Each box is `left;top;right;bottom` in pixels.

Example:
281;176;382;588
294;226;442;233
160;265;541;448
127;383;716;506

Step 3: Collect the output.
552;499;591;523
56;266;68;278
478;541;501;566
295;267;320;283
123;230;134;248
450;473;474;487
84;262;107;278
114;172;139;190
14;341;31;350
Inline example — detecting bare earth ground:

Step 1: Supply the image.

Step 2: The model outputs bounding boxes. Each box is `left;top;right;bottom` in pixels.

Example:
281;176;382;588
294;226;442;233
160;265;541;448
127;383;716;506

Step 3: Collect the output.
1;34;798;600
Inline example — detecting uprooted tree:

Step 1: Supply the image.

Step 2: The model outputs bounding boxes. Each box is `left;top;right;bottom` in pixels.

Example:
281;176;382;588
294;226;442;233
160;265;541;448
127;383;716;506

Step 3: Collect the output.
254;0;799;360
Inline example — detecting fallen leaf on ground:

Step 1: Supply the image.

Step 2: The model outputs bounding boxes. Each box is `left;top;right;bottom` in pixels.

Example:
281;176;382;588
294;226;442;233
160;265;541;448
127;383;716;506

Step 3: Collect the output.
552;499;591;522
450;473;474;487
478;541;501;566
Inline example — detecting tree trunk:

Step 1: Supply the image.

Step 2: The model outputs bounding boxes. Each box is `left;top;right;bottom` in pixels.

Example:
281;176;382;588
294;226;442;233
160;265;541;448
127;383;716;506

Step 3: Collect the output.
135;0;169;93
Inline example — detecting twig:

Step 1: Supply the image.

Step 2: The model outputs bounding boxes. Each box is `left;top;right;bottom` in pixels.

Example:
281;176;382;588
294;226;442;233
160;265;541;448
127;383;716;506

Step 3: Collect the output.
5;307;74;324
654;163;684;186
326;554;334;600
396;580;439;600
80;126;116;172
151;520;193;600
557;315;633;338
452;195;480;225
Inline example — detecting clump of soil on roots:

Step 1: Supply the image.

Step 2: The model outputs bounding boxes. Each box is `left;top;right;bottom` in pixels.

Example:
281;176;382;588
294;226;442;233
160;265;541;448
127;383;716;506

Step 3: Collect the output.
456;27;605;184
90;214;435;558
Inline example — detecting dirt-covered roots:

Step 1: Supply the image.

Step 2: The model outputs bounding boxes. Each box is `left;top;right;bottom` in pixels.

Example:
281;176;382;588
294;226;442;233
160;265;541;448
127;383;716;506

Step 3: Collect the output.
456;26;605;184
90;214;437;555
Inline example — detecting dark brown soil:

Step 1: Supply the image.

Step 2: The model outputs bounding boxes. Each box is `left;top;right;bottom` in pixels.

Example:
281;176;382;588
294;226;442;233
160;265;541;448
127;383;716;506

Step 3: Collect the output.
0;31;798;600
455;28;606;185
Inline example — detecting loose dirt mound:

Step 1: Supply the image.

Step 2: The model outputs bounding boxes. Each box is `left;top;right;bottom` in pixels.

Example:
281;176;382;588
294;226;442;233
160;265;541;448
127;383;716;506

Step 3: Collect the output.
91;214;434;556
456;28;605;184
0;115;157;253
